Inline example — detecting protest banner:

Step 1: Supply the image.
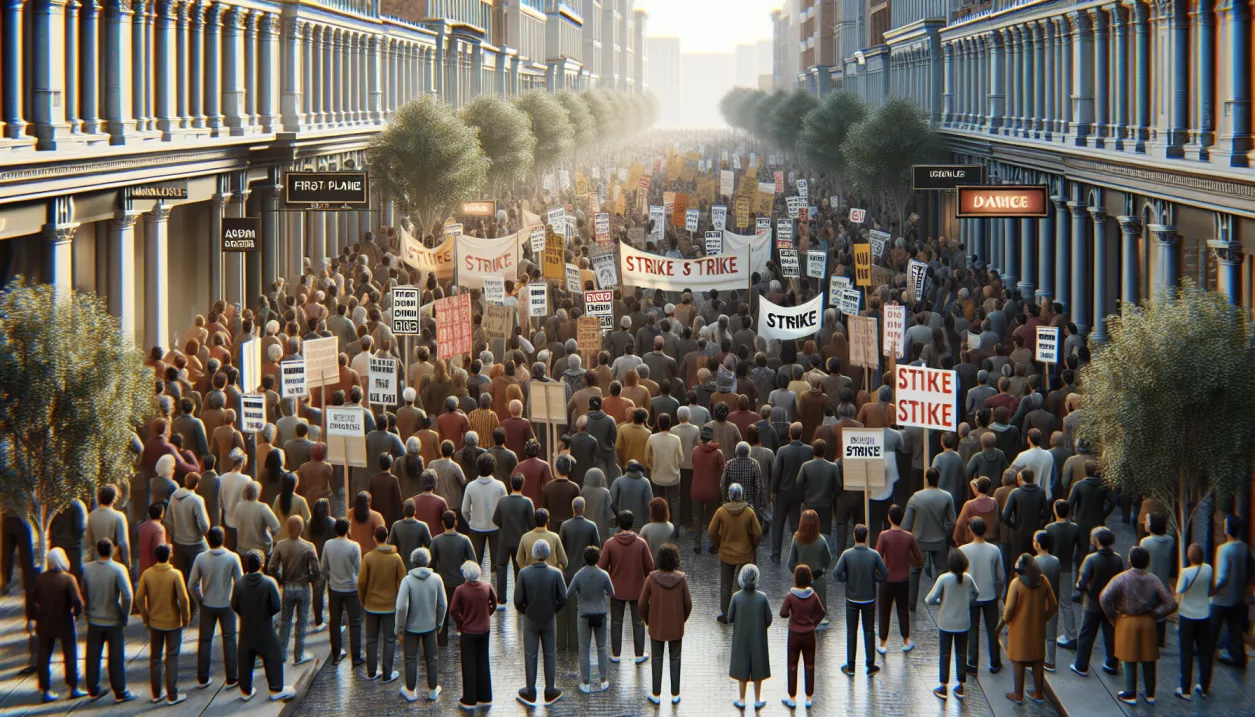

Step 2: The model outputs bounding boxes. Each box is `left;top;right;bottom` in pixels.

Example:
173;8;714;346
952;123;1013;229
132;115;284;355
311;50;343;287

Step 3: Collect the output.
907;259;928;300
847;316;880;369
758;294;823;341
483;304;515;341
807;250;825;279
711;205;727;230
1036;326;1060;364
705;231;723;256
722;230;771;276
780;249;799;278
543;233;565;281
241;394;266;434
883;304;907;358
400;227;455;281
565;263;582;293
527;283;548;317
436;294;472;359
895;365;958;431
849;207;867;223
685;209;699;232
619;241;750;292
455;233;518;289
853;243;872;287
482;275;506;305
392;287;421;334
584;290;615;331
368;355;398;406
840;288;861;316
325;406;367;469
280;358;307;398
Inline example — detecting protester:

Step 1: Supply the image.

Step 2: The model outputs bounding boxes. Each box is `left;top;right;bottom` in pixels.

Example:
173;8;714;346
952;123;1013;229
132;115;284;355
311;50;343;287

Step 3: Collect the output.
232;550;296;702
395;547;446;702
448;559;497;709
1210;514;1250;669
1175;543;1214;700
787;509;832;627
779;565;825;709
431;510;477;646
322;518;364;665
135;543;191;704
1072;526;1123;677
903;468;956;608
30;548;85;703
82;539;137;702
515;540;567;706
959;517;1004;675
189;527;242;688
709;483;763;621
638;543;691;705
568;545;615;694
926;549;980;700
876;505;923;653
834;524;887;676
358;525;406;682
727;564;772;711
267;514;320;664
1100;545;1178;704
1003;553;1057;704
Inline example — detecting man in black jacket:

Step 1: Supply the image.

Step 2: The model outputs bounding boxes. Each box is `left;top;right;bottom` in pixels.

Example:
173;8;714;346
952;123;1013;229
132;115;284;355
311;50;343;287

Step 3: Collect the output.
769;423;813;562
514;541;568;706
1001;468;1049;565
1070;527;1123;677
231;550;294;702
1067;460;1116;551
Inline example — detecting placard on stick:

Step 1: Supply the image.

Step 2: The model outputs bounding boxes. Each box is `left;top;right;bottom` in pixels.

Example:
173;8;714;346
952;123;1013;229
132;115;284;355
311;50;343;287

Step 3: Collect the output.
304;336;339;388
368;356;398;406
280;358;307;398
241;394;266;434
528;382;568;425
848;316;880;369
325;406;367;468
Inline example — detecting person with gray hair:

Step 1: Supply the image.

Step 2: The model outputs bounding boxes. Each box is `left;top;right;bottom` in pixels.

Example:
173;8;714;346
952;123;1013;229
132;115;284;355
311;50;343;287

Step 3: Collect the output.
219;447;252;550
727;562;772;710
395;547;446;702
721;441;765;514
514;539;568;706
449;559;498;709
709;483;763;621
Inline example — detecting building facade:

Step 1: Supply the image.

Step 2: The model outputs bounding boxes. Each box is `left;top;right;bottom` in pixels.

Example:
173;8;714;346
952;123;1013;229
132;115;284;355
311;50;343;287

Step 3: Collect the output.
0;0;648;353
773;0;1255;327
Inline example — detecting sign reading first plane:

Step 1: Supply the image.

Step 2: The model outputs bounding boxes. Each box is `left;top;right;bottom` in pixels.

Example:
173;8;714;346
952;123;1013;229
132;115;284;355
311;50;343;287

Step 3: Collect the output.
285;171;370;208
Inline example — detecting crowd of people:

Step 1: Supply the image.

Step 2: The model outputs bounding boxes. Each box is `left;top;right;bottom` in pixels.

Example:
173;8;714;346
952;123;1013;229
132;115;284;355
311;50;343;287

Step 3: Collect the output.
3;131;1252;712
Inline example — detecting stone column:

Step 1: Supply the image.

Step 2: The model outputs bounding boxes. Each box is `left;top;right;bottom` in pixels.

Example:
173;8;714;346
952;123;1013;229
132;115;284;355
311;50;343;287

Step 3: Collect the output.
1116;215;1141;308
1019;217;1036;297
1053;196;1071;311
1131;0;1151;151
104;0;137;142
1149;223;1179;298
286;207;305;282
368;34;382;122
987;33;1004;132
332;30;344;124
1068;201;1092;335
209;185;228;302
152;0;177;136
31;0;73;148
1189;0;1216;158
81;0;103;134
1066;10;1094;145
258;12;279;132
942;42;954;123
327;29;339;124
990;213;1003;275
973;219;986;268
1089;206;1109;342
309;210;326;265
1003;217;1019;288
1042;21;1055;140
189;0;204;128
2;0;28;138
1110;3;1130;149
347;212;360;249
131;0;149;132
43;222;78;303
175;0;189;128
243;11;258;129
109;210;141;340
1158;0;1189;157
1215;0;1251;165
337;211;349;252
144;203;171;351
1090;6;1109;147
1213;241;1245;305
225;181;249;308
221;6;246;134
1029;22;1044;137
383;200;395;229
260;180;280;289
281;17;304;130
1037;199;1055;300
203;1;224;130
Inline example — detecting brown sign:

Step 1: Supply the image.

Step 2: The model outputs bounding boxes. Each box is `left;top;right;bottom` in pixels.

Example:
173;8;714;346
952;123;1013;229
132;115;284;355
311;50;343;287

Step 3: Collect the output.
956;185;1049;218
848;315;880;369
577;316;601;353
483;305;515;341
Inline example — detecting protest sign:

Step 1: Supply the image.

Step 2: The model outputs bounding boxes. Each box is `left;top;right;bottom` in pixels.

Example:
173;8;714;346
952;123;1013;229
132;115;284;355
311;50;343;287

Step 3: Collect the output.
685;209;699;232
777;218;794;248
529;225;546;254
829;275;844;306
705;231;723;256
840;288;861;316
591;249;618;288
240;338;261;394
280;358;307;398
436;294;472;359
456;233;518;289
304;336;339;388
649;205;666;236
869;230;890;258
577;316;601;353
847;316;880;369
908;259;928;299
527;283;548;317
575;174;588;197
392;287;421;334
483;304;515;341
584;290;614;331
1036;326;1060;363
786;196;804;218
711;205;727;230
807;250;825;279
618;241;750;292
841;428;886;495
720;170;734;196
758;294;823;341
400;228;455;281
883;304;906;358
756;216;772;237
895;365;958;431
368;356;398;406
849;207;867;223
482;275;506;305
796;179;808;199
241;394;266;434
543;233;565;281
723;230;772;276
559;169;570;190
547;206;565;229
325;406;367;468
779;249;799;278
854;243;872;287
565;263;582;293
595;212;610;238
774;170;784;193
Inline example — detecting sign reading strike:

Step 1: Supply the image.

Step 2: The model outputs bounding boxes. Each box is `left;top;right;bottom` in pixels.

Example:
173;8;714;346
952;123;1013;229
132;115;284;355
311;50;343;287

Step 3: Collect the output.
456;233;519;289
618;242;749;292
895;365;958;431
1036;326;1060;363
280;358;307;397
241;394;266;434
368;356;398;406
391;287;421;334
584;290;614;331
758;294;823;341
883;304;907;358
436;294;472;359
842;428;883;459
527;284;548;317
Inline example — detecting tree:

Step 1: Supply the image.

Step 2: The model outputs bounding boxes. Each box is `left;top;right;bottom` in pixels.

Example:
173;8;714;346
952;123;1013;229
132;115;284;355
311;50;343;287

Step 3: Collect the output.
799;91;867;181
582;89;621;144
719;87;765;133
460;95;537;193
515;91;575;176
840;97;944;230
750;90;788;145
555;91;597;153
0;281;152;566
1077;283;1254;562
367;95;489;231
768;90;819;159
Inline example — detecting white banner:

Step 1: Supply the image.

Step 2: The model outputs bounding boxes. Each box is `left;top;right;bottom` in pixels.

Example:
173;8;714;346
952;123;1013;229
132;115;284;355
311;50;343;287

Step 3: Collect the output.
722;230;771;276
455;233;519;289
895;365;958;431
883;304;907;358
618;242;750;292
400;228;455;281
758;294;823;341
368;356;398;406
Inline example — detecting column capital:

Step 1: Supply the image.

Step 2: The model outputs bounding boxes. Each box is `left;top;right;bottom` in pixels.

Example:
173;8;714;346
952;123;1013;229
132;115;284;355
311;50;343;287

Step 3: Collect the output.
1207;240;1244;265
42;222;79;243
112;210;140;229
210;193;231;210
1087;205;1109;222
261;11;280;36
1066;9;1092;33
146;203;172;222
1066;200;1089;217
1147;223;1178;244
1115;215;1142;233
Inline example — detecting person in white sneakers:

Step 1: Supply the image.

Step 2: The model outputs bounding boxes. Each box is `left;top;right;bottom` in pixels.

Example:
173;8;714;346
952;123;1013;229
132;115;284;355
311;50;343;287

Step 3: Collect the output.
395;548;447;703
188;527;242;690
231;550;295;703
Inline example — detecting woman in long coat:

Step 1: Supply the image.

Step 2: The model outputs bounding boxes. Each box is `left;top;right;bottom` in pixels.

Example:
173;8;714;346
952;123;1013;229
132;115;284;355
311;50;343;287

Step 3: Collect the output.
727;564;772;711
30;548;84;702
1100;545;1177;705
1003;553;1057;704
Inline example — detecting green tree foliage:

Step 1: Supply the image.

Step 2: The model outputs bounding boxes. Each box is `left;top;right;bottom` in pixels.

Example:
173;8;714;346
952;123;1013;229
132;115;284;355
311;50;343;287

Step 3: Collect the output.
719;87;763;132
769;90;819;159
555;91;597;153
514;91;576;175
459;95;537;193
581;89;621;144
841;97;944;230
1077;283;1254;559
750;90;788;145
799;92;867;179
367;94;489;231
0;282;152;565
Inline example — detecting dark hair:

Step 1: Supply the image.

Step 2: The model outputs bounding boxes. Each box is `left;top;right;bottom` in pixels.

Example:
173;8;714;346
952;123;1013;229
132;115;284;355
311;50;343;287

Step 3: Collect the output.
534;508;549;527
968;517;987;537
310;498;331;538
975;476;992;495
617;510;635;532
1018;467;1035;484
245;550;263;573
335;518;350;537
793;564;813;589
656;543;681;572
1093;526;1115;547
1053;499;1070;518
925;467;940;487
442;510;456;529
278;471;297;515
1016;552;1043;587
796;509;820;544
947;548;969;576
1034;529;1052;552
154;543;172;563
374;525;389;543
854;524;868;543
812;440;825;457
584;545;601;566
476;452;496;477
99;485;117;505
148;503;164;520
888;504;904;525
1128;545;1150;570
648;497;670;524
354;491;371;524
96;538;114;557
1147;512;1168;536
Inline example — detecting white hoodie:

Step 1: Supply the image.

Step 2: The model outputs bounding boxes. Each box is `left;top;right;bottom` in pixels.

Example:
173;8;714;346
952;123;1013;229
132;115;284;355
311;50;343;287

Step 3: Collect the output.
168;487;210;547
461;476;507;533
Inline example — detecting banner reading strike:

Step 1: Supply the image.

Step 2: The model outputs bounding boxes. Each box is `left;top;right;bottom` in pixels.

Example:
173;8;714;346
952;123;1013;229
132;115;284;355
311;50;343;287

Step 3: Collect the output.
895;365;958;431
400;229;454;281
455;233;519;289
758;294;823;341
618;242;749;292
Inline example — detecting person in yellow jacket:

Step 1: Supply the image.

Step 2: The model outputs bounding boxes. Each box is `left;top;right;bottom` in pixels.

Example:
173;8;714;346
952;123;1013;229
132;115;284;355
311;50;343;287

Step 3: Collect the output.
357;525;406;682
135;543;191;705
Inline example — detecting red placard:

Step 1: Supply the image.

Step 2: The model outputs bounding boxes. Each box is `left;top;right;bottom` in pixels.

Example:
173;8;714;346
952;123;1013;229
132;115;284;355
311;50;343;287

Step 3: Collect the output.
436;293;472;359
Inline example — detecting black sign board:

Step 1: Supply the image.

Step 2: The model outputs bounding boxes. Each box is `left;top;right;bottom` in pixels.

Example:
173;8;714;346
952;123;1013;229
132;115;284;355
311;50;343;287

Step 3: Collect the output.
285;171;369;208
912;165;985;191
222;217;261;252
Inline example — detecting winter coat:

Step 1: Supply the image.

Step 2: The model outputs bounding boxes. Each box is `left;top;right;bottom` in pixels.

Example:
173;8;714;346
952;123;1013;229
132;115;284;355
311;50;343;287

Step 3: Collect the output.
598;531;655;601
639;570;692;642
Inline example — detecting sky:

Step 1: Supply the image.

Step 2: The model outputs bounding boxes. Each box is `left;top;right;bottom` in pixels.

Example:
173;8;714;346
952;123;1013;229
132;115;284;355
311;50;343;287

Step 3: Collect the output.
633;0;778;54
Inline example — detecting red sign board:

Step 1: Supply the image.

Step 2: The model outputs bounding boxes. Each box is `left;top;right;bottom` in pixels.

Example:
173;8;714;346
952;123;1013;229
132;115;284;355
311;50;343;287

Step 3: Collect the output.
436;294;472;359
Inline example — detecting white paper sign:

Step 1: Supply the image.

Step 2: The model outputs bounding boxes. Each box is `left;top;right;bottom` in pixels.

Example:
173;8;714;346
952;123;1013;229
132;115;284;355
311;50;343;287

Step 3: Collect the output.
530;225;546;254
559;169;571;190
842;428;884;460
392;287;421;334
618;167;628;182
869;229;890;257
1036;326;1060;363
840;288;862;316
849;208;867;223
584;290;615;331
280;359;307;398
685;209;699;232
720;170;734;197
829;275;844;306
777;219;794;244
565;263;582;293
483;276;506;305
241;394;266;434
780;249;799;278
895;365;958;431
527;284;548;317
595;212;610;236
711;205;727;230
807;250;826;279
547;206;565;230
797;179;809;200
883;304;907;358
908;259;928;299
786;196;804;218
705;231;723;256
592;250;617;288
326;406;365;437
649;206;666;238
758;294;823;341
444;223;463;240
368;356;398;406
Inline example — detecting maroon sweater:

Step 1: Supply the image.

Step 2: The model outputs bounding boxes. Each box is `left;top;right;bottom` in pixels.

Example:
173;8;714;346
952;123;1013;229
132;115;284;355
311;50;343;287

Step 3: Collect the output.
599;531;655;601
449;580;499;634
690;442;726;503
780;588;826;632
875;528;924;583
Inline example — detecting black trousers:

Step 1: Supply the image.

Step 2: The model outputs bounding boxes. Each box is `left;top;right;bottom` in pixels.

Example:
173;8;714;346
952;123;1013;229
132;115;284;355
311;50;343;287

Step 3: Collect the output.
679;469;694;529
811;504;833;536
867;499;891;548
460;631;491;705
469;529;500;587
403;630;438;691
967;600;1002;669
1;515;35;594
149;628;181;699
908;548;947;609
720;560;748;618
833;491;864;556
197;604;238;685
1211;603;1248;667
86;624;125;696
37;632;78;693
939;630;969;685
771;497;804;559
610;599;645;658
1179;617;1213;692
878;580;910;640
786;630;815;697
238;639;283;695
364;611;396;678
845;600;876;668
495;543;521;604
1074;609;1116;672
650;638;682;697
173;543;205;584
328;589;362;662
692;500;717;553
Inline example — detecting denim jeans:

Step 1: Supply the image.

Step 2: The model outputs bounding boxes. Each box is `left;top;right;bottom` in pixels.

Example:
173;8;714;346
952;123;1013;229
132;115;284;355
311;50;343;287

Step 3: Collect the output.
939;629;969;685
577;614;610;684
279;583;311;662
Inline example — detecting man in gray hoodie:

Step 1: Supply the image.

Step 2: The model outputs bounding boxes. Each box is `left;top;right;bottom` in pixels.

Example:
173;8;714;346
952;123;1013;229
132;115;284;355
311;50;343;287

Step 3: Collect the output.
581;468;615;544
833;525;888;675
514;540;568;706
320;519;363;665
188;527;243;689
168;473;211;581
609;461;653;533
902;468;957;608
395;548;447;703
82;538;136;702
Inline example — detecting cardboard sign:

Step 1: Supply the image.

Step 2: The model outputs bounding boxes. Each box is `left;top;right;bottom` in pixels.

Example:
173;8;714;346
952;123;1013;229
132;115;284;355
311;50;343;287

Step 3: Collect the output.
543;233;565;281
720;170;734;197
280;358;307;398
584;290;614;331
849;207;867;223
528;381;568;425
304;336;339;388
908;259;928;300
895;365;958;431
575;174;588;198
711;205;727;230
758;294;823;340
796;179;808;200
847;316;880;369
529;225;546;254
483;304;515;341
241;393;266;434
840;288;861;316
591;249;618;288
774;170;784;194
807;250;825;279
1036;326;1060;363
482;276;506;305
436;294;472;359
368;356;398;406
527;283;548;317
779;249;799;278
854;243;872;287
883;304;907;358
392;287;421;334
777;218;794;247
685;209;699;232
705;231;723;256
577;316;601;352
841;427;886;490
564;263;581;293
325;406;367;468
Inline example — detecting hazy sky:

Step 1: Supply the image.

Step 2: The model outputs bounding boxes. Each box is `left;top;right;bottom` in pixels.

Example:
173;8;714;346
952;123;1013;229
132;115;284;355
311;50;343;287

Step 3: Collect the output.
633;0;778;54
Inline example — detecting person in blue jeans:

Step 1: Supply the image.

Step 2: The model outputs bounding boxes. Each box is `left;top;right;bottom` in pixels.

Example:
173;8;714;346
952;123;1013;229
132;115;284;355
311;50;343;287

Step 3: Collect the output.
958;517;1003;674
1210;515;1252;668
927;548;981;700
833;524;887;676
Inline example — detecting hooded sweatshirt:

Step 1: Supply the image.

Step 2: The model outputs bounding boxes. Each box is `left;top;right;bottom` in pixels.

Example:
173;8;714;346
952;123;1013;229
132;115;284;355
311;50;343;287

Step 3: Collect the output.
358;544;406;613
493;494;536;548
566;563;614;616
189;547;244;608
691;442;726;503
609;466;653;530
82;557;133;627
231;571;281;652
966;447;1009;483
708;501;762;565
136;562;191;630
638;570;692;642
168;487;210;548
581;468;615;544
598;530;655;601
461;475;507;533
395;566;447;634
780;587;826;632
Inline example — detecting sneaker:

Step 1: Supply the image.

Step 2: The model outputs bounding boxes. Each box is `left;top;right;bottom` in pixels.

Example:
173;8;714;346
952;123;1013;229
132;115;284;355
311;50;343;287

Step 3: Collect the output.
114;691;138;704
1029;693;1046;705
240;689;256;702
496;604;506;612
458;700;477;711
716;615;728;624
225;680;238;689
840;665;855;677
383;671;400;684
648;694;661;705
965;663;978;674
733;699;747;709
1145;695;1155;705
1194;684;1208;699
1102;662;1119;675
331;650;346;665
635;654;650;664
1174;687;1191;702
294;655;314;666
1069;664;1089;678
610;654;622;663
1058;638;1078;650
804;697;813;708
1117;691;1138;705
933;686;948;700
1044;662;1056;673
67;688;87;700
197;679;216;690
876;644;887;655
754;700;767;710
579;683;591;694
365;671;380;681
600;681;611;692
1005;693;1024;705
150;692;166;703
867;665;881;676
988;664;1002;675
543;688;563;705
672;695;682;704
167;693;188;706
428;686;441;701
902;641;915;652
782;697;796;708
953;685;966;700
310;622;327;633
400;688;418;703
269;686;296;701
42;692;60;704
516;688;537;706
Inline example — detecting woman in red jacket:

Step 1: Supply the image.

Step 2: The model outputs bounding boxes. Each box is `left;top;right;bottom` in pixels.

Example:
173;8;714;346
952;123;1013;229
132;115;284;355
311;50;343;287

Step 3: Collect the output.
780;565;826;709
690;426;726;554
448;560;499;710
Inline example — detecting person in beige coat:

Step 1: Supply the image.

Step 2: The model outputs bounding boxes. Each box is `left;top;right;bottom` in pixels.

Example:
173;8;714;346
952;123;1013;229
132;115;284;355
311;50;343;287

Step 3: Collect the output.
1002;553;1057;704
644;414;684;520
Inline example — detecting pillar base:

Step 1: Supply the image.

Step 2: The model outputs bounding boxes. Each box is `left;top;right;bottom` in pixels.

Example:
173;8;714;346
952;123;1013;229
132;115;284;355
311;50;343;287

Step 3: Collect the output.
1035;288;1053;301
1018;281;1035;296
33;122;95;151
